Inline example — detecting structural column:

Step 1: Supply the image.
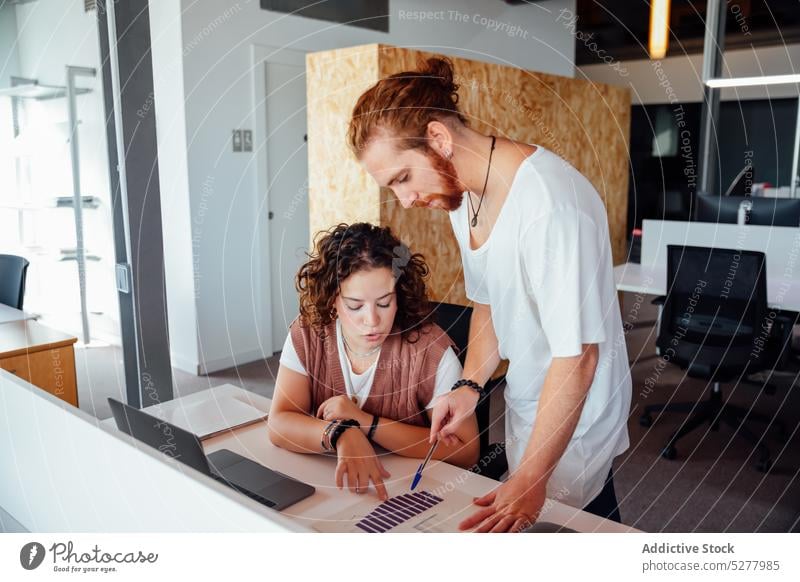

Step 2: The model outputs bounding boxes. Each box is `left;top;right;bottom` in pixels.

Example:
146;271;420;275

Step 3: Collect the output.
97;0;173;407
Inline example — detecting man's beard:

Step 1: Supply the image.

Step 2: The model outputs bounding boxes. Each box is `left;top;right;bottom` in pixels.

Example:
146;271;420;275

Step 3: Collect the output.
418;147;464;211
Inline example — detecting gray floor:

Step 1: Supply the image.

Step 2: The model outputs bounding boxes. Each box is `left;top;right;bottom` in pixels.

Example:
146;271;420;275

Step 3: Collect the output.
616;295;800;532
4;293;799;532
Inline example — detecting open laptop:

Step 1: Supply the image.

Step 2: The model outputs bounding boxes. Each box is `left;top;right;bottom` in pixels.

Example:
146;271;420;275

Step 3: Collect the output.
108;397;314;510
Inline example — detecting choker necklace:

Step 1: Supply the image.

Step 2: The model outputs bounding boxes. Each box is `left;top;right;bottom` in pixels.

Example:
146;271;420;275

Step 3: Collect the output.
342;332;381;358
469;135;496;228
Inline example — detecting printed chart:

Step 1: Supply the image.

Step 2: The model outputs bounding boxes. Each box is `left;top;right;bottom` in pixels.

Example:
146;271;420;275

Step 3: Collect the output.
355;491;444;533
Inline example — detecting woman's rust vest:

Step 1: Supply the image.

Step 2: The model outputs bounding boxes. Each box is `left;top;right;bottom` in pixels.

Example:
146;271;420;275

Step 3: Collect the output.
289;319;455;427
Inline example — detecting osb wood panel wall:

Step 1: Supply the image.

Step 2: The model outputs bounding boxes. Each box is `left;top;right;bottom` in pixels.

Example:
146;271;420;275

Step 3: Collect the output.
307;44;631;306
306;45;381;238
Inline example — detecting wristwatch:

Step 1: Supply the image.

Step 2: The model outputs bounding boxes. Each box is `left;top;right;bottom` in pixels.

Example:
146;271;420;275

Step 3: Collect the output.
330;419;361;451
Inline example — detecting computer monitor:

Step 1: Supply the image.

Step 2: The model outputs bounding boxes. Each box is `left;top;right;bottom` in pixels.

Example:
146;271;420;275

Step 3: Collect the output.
694;194;800;227
749;197;800;226
694;194;744;223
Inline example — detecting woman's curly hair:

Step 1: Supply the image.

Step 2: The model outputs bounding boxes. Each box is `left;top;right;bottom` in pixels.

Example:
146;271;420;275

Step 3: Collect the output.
296;223;433;341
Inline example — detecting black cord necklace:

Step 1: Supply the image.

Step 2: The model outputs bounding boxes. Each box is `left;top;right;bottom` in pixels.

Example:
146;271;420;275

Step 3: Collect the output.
469;135;496;228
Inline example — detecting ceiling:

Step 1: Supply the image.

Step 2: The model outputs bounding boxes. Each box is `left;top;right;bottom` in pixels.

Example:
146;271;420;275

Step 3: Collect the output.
573;0;800;64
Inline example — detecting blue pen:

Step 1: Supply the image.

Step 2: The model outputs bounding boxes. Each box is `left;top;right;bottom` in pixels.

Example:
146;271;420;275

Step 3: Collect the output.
410;440;439;490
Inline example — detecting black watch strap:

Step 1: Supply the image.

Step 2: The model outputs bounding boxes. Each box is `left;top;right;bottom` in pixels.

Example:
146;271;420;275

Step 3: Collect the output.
330;418;360;451
451;379;486;400
367;415;380;441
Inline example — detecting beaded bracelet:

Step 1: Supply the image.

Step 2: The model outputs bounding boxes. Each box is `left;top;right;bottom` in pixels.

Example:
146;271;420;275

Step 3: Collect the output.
450;378;487;400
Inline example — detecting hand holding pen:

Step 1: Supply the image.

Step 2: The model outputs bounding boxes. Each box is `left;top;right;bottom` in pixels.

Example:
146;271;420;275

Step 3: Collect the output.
410;439;439;490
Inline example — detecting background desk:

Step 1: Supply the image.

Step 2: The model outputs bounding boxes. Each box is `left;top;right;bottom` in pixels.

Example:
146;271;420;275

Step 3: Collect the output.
0;303;37;324
130;384;637;533
0;319;78;406
614;262;800;312
618;219;800;312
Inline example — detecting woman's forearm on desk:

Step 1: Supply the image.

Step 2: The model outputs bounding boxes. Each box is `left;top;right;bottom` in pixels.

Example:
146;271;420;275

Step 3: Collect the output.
267;411;328;454
268;365;331;454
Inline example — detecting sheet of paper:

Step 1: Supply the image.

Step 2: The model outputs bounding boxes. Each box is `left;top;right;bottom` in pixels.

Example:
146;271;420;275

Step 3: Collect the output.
312;482;476;533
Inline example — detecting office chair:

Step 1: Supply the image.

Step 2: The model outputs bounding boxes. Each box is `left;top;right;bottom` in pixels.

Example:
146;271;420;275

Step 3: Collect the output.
430;301;508;480
639;245;789;472
0;254;30;310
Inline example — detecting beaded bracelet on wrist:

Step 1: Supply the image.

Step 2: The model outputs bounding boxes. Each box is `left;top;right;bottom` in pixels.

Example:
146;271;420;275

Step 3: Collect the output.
450;378;487;400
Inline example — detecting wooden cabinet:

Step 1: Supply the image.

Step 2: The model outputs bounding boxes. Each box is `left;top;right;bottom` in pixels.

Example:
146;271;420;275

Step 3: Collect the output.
0;320;78;407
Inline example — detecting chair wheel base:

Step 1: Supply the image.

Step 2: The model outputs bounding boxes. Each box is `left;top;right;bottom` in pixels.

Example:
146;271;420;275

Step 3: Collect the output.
661;444;677;460
639;414;653;427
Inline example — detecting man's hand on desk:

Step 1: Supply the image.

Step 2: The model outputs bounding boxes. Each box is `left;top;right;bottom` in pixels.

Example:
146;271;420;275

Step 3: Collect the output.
459;475;546;533
335;429;390;501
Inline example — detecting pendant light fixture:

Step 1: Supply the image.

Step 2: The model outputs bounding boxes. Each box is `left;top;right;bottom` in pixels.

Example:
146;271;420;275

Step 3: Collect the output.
649;0;671;59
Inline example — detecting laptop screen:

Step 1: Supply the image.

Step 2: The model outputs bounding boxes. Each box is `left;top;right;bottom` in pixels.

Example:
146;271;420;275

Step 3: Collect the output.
108;397;212;476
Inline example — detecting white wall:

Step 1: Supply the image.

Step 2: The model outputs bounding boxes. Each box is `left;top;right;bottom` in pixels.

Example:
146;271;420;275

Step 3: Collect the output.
0;2;20;89
0;3;21;199
170;0;577;374
579;43;800;105
149;1;200;375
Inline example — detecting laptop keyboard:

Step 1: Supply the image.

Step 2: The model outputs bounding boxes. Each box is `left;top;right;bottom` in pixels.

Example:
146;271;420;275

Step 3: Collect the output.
210;473;276;508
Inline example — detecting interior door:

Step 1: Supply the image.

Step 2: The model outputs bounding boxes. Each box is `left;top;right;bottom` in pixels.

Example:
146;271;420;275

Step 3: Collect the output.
265;60;309;350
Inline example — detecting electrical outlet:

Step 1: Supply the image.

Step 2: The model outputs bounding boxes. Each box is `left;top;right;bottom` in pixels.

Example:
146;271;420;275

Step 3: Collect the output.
242;130;252;152
232;129;242;152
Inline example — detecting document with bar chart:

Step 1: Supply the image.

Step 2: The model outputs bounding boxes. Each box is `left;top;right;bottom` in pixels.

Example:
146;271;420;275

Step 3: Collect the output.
313;483;476;533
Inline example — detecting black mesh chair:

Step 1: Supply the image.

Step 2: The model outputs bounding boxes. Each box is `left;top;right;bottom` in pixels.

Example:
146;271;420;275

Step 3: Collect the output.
0;254;30;310
431;301;507;480
639;245;789;472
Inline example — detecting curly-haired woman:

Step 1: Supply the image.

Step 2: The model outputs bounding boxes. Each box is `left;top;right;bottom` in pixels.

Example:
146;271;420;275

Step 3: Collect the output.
267;222;479;500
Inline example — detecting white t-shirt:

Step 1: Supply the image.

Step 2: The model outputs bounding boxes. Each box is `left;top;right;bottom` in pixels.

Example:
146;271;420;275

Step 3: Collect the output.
280;319;463;410
449;145;632;508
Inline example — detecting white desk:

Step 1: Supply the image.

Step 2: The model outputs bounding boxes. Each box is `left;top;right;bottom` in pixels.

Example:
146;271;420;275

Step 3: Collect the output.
614;262;800;311
0;303;37;324
617;220;800;311
5;372;301;532
121;384;637;533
